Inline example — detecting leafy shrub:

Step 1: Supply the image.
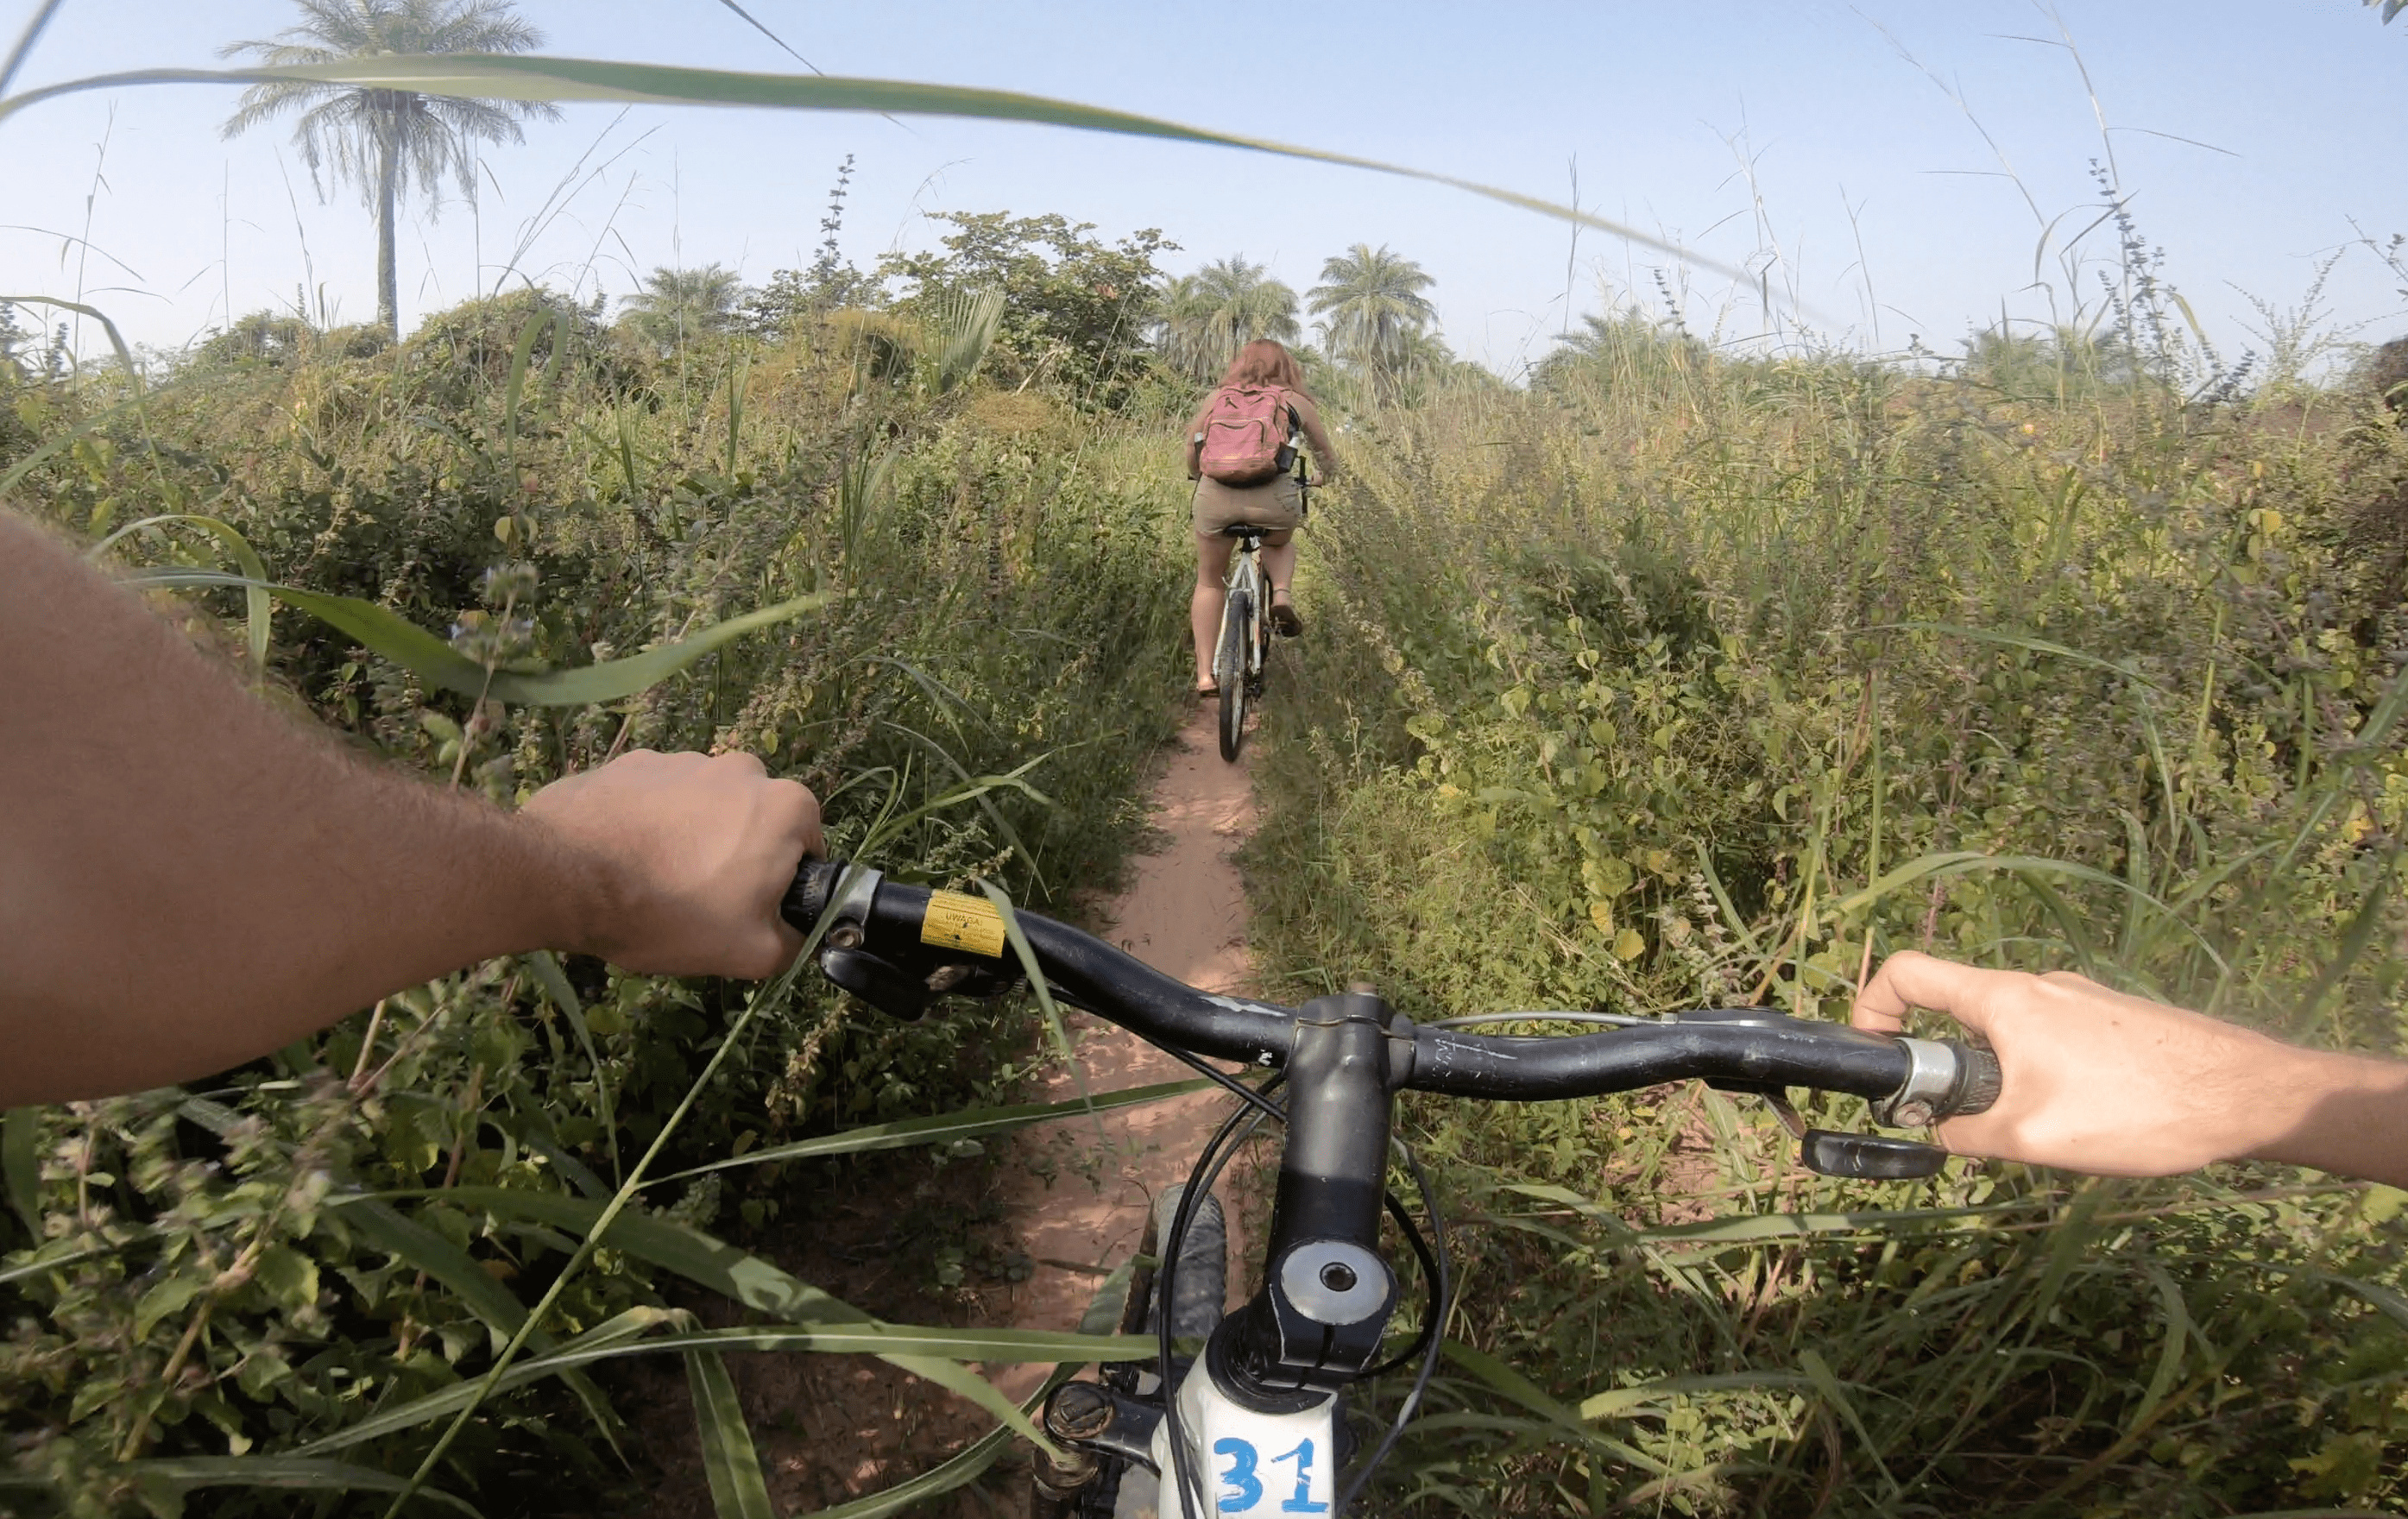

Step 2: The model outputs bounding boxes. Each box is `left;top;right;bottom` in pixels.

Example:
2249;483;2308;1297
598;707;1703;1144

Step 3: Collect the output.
0;288;1195;1514
1247;333;2408;1514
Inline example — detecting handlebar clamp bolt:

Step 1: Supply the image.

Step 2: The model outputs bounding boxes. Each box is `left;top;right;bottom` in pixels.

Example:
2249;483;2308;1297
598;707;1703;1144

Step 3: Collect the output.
827;925;865;950
1891;1099;1935;1128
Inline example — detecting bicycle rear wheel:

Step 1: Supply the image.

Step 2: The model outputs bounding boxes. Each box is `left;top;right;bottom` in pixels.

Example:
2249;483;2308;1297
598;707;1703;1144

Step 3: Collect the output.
1217;589;1251;763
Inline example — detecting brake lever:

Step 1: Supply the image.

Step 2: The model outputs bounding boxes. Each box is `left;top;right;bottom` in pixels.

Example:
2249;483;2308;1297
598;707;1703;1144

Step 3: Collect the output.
1800;1130;1948;1180
1756;1094;1948;1179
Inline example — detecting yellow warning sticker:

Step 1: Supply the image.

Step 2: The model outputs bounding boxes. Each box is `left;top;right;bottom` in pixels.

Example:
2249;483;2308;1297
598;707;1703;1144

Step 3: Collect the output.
921;890;1008;959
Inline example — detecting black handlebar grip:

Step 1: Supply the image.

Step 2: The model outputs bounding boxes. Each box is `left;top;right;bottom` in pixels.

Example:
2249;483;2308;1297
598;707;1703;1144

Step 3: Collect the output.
782;859;845;936
1944;1040;2002;1119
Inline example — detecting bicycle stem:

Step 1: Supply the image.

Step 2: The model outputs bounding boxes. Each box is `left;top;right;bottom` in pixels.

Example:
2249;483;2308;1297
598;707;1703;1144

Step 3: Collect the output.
1210;989;1409;1412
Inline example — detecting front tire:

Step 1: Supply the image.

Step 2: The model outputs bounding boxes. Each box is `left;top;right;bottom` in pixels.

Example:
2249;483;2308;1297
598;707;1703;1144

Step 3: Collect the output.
1089;1187;1226;1519
1217;589;1251;763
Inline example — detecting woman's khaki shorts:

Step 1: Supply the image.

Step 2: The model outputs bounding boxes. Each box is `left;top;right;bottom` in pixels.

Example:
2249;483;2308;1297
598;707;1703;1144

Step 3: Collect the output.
1192;473;1302;542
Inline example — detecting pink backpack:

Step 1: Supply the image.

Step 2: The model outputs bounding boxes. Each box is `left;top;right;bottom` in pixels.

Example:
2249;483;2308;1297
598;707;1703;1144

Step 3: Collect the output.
1196;385;1297;485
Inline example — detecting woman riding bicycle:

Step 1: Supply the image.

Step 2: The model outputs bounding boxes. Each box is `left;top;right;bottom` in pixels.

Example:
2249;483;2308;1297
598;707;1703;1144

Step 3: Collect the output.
1182;338;1339;697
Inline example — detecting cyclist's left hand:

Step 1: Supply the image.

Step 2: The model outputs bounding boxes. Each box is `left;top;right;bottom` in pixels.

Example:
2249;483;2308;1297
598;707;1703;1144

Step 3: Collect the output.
523;749;820;979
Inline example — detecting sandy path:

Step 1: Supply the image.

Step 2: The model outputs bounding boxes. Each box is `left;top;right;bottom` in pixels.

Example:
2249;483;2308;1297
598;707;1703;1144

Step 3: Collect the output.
987;703;1260;1402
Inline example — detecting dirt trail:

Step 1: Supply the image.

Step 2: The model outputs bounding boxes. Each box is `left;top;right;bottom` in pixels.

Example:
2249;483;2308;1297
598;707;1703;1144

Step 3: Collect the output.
634;704;1263;1516
987;703;1261;1402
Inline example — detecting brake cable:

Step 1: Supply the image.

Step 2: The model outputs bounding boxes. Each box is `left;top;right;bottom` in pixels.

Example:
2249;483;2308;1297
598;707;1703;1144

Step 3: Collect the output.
1338;1137;1451;1514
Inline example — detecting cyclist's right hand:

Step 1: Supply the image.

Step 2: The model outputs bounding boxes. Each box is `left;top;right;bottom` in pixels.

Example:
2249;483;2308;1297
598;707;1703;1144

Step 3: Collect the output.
525;749;821;980
1850;951;2333;1177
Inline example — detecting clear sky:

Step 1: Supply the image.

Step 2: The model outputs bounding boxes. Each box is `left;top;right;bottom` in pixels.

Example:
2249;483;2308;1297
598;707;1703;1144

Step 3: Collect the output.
2;0;2400;375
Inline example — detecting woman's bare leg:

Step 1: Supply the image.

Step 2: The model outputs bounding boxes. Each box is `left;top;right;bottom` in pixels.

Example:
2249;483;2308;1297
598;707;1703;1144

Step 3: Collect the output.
1260;535;1299;608
1192;532;1235;690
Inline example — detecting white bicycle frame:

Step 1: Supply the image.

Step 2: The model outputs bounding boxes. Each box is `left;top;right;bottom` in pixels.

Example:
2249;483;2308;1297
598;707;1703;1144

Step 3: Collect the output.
1148;1365;1340;1516
1213;539;1266;692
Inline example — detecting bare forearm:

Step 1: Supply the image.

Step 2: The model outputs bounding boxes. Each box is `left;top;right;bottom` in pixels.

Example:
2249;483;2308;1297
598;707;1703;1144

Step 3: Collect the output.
2247;1046;2408;1188
0;514;597;1102
1856;952;2408;1188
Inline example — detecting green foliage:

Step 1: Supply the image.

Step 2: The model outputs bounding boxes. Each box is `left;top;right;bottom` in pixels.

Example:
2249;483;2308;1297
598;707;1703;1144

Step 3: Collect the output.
1157;256;1301;386
1250;331;2408;1513
879;211;1176;412
0;281;1196;1512
616;265;744;357
217;0;560;335
1308;243;1439;404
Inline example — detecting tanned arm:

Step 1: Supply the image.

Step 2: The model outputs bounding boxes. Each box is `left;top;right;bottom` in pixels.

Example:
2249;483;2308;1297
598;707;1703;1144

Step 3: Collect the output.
1291;395;1341;485
1852;950;2408;1187
0;512;821;1105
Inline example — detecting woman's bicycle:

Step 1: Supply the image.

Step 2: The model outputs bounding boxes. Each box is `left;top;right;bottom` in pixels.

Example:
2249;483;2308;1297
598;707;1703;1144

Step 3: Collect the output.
783;863;2001;1517
1211;524;1275;764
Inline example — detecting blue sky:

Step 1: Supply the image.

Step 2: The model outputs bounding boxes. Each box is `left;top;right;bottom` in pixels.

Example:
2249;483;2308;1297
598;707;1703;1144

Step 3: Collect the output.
1;1;2400;375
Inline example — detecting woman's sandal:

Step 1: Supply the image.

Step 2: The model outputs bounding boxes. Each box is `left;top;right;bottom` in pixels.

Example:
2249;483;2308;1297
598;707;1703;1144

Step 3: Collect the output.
1195;684;1221;700
1269;595;1304;638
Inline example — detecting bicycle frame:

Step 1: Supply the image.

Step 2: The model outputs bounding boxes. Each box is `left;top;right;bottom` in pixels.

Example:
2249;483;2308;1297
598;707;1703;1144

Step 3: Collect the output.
1213;531;1267;695
1145;993;1402;1516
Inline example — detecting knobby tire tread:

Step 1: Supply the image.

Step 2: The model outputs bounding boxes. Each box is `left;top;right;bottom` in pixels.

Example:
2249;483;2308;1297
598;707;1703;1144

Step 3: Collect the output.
1218;589;1251;763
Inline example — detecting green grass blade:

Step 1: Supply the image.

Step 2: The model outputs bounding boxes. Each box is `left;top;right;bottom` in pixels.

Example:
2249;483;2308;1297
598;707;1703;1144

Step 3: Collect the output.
119;569;834;708
550;1325;1151;1363
1866;621;2164;689
0;1243;111;1287
649;1077;1213;1184
883;1352;1060;1455
0;60;1752;287
0;378;175;496
1575;1371;1815;1422
1825;848;2227;972
686;1350;775;1519
3;1107;40;1234
296;1320;1138;1459
341;1199;539;1347
2129;1260;2193;1431
356;1187;874;1324
502;312;545;463
2291;851;2396;1031
0;1458;485;1516
340;1196;628;1453
1442;1342;1672;1474
1796;1346;1901;1500
614;407;644;501
523;950;621;1184
784;1432;1014;1519
1077;1256;1138;1338
91;513;273;673
974;879;1093;1133
297;1308;684;1455
0;293;140;389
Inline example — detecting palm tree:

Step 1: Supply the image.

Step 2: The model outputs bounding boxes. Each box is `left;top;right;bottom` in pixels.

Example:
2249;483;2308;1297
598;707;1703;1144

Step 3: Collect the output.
1157;256;1300;383
220;0;559;339
1307;244;1437;402
618;265;745;355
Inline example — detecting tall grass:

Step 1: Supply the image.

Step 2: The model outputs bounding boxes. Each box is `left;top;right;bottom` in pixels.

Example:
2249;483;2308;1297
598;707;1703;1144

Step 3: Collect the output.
1246;317;2408;1514
0;288;1200;1515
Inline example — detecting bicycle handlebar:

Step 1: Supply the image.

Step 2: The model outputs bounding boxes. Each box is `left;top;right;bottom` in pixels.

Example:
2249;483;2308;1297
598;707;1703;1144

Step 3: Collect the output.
781;861;2000;1125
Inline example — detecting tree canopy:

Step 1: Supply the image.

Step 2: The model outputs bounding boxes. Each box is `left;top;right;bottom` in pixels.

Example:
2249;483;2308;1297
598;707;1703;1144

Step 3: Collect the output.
218;0;558;337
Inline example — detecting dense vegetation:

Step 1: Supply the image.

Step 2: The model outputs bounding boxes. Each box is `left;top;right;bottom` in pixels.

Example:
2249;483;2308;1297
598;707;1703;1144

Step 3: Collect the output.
4;49;2408;1508
0;255;1202;1516
1247;292;2408;1512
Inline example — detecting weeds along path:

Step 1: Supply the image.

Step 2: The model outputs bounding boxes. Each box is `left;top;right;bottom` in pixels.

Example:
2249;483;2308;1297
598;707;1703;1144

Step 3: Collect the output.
986;701;1263;1403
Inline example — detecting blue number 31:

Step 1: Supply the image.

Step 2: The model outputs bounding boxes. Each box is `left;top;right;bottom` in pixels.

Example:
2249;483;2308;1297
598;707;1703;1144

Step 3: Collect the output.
1212;1437;1329;1514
